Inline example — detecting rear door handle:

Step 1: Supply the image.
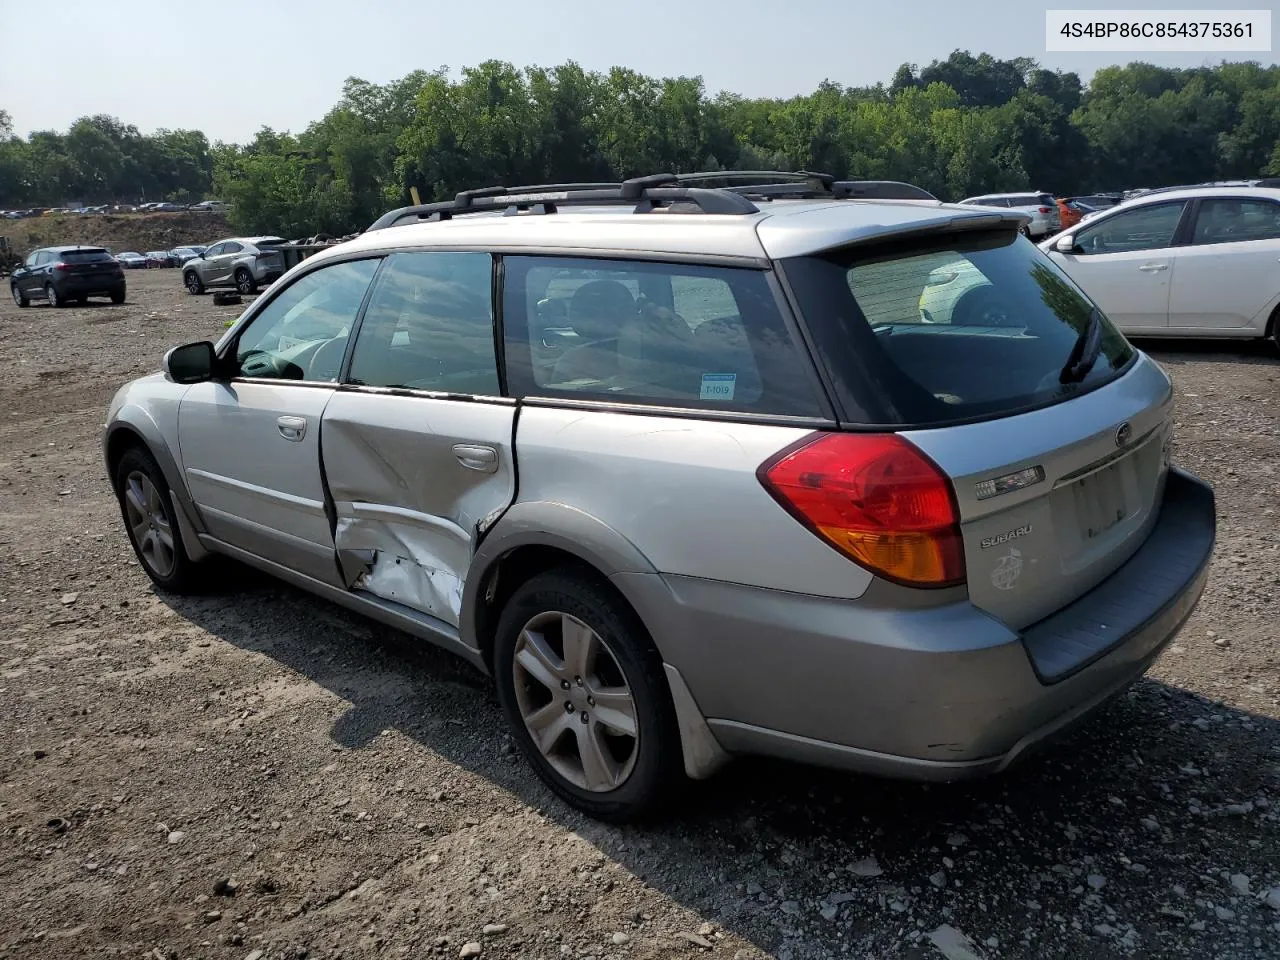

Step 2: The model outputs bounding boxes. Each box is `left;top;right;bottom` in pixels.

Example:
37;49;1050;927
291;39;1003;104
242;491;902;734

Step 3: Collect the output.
1137;263;1168;273
277;416;307;442
452;443;498;472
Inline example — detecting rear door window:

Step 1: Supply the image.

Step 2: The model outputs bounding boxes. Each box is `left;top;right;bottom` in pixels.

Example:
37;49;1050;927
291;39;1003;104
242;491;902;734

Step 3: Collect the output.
502;257;823;417
346;251;499;396
1191;198;1280;244
783;230;1135;426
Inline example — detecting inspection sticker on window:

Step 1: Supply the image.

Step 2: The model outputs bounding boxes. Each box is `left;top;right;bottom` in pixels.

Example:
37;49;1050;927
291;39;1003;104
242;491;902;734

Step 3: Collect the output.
699;373;737;401
277;335;306;352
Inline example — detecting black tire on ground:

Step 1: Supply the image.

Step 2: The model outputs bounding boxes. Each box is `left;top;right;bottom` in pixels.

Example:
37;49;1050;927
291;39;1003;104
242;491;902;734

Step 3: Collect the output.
45;283;63;307
110;290;126;304
1267;305;1280;353
11;284;28;307
234;268;256;295
184;271;205;295
492;568;683;822
113;446;203;594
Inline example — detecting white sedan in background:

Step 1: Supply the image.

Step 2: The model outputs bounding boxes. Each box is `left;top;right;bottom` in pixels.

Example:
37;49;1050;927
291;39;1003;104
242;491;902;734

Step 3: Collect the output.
1040;186;1280;347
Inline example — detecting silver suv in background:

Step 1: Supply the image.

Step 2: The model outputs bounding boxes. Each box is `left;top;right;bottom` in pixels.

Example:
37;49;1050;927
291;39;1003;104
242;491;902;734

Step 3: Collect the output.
960;191;1063;238
105;172;1215;821
183;236;287;295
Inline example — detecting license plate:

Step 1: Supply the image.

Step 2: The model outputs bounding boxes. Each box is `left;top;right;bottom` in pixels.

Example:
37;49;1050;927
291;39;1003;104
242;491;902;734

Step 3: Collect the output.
1072;463;1127;540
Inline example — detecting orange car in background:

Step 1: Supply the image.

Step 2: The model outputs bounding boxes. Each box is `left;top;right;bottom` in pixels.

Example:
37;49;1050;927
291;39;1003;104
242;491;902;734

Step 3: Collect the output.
1056;198;1082;230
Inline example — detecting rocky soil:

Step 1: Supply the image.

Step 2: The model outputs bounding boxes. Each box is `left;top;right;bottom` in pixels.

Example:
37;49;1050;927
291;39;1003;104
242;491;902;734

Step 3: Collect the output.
1;270;1278;959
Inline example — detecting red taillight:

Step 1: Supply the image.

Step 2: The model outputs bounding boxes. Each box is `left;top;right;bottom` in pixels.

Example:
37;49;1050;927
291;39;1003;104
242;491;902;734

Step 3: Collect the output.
758;433;966;588
53;261;70;271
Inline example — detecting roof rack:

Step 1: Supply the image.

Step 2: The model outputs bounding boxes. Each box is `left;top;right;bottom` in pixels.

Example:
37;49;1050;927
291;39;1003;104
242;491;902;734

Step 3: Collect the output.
675;171;937;202
367;171;939;231
367;174;760;231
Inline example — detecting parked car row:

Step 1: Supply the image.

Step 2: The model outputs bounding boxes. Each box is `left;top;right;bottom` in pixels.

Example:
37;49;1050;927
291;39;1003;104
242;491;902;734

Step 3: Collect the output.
113;245;210;269
0;200;229;219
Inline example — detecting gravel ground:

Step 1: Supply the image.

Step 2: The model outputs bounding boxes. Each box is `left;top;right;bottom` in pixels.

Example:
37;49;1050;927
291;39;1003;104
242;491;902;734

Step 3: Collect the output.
1;270;1278;960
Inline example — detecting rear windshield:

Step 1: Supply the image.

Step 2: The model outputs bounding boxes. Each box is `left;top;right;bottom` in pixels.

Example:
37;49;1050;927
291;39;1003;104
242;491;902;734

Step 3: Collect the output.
783;231;1135;427
61;249;111;263
501;256;824;417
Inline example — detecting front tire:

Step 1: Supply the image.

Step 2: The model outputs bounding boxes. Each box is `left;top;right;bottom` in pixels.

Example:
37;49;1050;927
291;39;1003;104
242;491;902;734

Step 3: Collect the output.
114;446;202;593
493;569;683;822
11;284;28;307
184;271;205;295
234;268;255;295
45;283;62;308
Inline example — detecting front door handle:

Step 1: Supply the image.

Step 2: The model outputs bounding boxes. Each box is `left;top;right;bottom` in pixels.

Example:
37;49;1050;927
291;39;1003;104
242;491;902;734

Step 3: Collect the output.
1137;263;1168;273
277;416;307;442
452;443;498;473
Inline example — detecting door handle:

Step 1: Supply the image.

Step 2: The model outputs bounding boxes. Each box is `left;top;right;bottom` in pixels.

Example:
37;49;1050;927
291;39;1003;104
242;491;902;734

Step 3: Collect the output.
452;443;498;473
277;416;307;442
1137;263;1168;273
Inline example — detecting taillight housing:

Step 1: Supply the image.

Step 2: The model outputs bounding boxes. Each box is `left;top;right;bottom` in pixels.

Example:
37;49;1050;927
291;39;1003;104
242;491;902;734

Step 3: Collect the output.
758;433;966;588
52;261;70;271
1038;206;1052;213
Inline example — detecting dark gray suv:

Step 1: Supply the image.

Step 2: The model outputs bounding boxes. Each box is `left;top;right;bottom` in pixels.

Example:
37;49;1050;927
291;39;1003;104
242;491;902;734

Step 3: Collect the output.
10;246;126;307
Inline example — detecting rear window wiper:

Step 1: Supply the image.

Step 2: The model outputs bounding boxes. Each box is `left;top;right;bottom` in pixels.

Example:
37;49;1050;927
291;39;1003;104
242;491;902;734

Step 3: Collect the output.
1059;306;1103;384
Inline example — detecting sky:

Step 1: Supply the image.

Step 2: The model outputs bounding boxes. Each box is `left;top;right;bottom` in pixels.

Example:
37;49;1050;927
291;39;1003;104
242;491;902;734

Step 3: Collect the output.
2;0;1278;143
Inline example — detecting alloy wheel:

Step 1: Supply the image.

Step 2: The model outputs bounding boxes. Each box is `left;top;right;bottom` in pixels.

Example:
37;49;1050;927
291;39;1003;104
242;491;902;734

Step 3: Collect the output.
512;611;639;793
122;470;176;577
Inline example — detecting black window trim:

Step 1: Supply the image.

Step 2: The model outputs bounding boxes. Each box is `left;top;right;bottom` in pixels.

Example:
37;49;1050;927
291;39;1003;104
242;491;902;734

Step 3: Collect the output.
498;251;838;423
1185;194;1280;248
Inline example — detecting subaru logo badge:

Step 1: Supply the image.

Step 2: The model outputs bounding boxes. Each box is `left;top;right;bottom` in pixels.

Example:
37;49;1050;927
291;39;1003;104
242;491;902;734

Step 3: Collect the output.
1115;421;1132;447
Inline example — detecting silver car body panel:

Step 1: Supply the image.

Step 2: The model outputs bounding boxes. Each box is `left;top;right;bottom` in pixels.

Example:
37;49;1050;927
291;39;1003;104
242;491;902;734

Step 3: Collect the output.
511;406;874;598
320;389;517;626
177;381;339;585
902;353;1174;629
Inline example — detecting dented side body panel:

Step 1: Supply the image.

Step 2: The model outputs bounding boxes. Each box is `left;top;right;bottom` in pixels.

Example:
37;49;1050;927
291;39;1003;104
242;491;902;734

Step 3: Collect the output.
320;389;516;625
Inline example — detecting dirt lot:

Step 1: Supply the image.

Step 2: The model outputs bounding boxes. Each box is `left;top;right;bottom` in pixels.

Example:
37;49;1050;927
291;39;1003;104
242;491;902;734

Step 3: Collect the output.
1;269;1278;960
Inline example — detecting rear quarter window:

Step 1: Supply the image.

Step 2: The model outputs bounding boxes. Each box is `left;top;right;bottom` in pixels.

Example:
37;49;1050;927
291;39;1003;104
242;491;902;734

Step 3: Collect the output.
783;231;1135;426
501;257;824;417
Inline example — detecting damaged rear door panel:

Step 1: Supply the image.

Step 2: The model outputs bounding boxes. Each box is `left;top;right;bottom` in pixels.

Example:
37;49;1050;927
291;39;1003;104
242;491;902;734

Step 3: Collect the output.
321;250;513;626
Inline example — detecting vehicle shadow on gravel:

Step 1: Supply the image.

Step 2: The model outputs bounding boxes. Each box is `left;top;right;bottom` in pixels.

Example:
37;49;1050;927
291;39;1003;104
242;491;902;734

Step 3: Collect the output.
161;571;1280;958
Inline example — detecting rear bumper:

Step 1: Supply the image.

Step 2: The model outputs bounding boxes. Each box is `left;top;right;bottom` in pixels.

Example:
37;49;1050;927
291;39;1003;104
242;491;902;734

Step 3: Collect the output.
57;276;125;295
626;468;1214;779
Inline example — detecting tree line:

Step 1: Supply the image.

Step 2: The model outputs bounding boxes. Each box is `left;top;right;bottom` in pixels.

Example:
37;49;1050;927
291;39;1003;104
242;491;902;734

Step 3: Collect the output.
3;52;1280;237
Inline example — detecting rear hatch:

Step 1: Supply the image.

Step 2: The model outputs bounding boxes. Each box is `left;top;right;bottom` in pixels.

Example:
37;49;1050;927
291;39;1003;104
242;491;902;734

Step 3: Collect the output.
254;238;288;271
781;227;1171;629
59;248;120;279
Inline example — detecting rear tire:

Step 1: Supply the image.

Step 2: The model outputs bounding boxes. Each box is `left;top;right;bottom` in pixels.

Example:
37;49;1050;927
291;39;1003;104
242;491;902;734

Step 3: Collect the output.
110;290;126;304
45;283;62;308
234;268;255;295
493;568;683;822
114;446;202;594
11;284;28;307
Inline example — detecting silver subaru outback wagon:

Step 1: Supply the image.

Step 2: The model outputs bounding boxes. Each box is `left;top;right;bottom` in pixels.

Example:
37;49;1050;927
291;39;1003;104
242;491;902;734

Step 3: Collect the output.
104;173;1216;821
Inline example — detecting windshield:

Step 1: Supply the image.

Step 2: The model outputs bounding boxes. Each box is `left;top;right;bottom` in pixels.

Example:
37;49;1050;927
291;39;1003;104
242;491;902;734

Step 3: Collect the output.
782;231;1135;426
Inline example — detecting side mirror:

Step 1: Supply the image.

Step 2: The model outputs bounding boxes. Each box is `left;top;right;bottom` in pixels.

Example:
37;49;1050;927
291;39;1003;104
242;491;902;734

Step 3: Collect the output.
1054;234;1078;254
164;341;216;384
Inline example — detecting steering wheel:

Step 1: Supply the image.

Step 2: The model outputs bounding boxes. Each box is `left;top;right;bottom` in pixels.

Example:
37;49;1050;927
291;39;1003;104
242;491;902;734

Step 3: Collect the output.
307;336;348;382
951;285;1019;328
